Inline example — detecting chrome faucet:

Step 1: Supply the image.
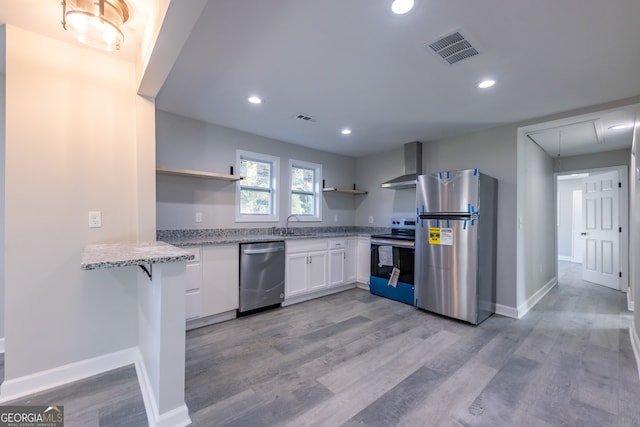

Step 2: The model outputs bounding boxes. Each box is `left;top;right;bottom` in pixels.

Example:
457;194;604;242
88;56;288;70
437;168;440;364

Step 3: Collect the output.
284;214;300;235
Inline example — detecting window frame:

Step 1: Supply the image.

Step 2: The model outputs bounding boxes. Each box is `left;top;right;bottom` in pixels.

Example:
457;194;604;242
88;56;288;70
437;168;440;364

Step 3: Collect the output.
236;150;279;222
289;159;322;222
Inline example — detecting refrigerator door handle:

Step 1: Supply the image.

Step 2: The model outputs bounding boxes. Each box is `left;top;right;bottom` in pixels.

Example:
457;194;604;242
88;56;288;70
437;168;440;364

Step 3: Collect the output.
419;213;472;221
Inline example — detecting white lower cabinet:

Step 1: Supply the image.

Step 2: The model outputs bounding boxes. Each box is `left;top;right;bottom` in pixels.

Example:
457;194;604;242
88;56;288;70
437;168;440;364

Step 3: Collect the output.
202;244;239;317
356;237;371;285
184;247;202;320
183;244;239;327
329;239;346;287
285;239;329;299
345;238;358;283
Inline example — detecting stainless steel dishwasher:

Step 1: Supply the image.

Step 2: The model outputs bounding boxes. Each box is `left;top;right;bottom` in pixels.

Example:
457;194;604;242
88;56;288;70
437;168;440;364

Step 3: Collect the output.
239;241;285;313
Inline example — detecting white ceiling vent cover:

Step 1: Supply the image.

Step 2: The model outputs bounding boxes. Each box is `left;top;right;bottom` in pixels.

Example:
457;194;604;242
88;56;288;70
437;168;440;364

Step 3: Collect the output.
426;31;479;65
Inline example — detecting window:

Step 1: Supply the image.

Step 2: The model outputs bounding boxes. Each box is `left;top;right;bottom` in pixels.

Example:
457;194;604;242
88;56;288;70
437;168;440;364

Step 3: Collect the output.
236;150;279;222
290;160;322;221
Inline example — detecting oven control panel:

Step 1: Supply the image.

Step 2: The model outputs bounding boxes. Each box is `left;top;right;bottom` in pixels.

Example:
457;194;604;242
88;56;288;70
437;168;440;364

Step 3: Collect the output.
390;217;416;230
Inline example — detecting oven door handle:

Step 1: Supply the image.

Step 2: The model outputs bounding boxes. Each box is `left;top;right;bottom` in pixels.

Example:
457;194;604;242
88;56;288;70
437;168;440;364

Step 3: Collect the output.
370;239;415;249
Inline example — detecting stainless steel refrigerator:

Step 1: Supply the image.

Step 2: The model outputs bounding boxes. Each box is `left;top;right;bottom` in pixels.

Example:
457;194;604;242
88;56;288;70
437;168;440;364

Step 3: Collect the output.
415;169;497;324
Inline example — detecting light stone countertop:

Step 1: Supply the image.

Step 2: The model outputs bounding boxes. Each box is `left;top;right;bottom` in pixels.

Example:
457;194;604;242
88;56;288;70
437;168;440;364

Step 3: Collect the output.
81;241;195;270
160;231;374;247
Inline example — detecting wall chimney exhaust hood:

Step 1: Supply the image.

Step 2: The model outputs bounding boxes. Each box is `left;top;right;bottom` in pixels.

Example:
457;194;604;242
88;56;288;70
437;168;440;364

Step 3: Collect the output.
380;141;423;189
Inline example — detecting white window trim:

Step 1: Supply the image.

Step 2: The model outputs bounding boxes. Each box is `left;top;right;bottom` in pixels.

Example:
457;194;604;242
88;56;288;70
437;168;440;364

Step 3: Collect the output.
289;159;322;222
236;150;279;222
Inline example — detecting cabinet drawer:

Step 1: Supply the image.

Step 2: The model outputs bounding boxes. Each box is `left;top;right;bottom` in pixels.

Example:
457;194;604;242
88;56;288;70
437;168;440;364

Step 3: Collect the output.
329;239;347;249
185;290;202;320
184;247;201;263
286;239;328;253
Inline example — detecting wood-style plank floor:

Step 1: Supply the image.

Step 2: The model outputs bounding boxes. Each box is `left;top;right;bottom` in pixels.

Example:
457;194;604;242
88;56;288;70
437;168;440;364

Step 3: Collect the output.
3;261;640;426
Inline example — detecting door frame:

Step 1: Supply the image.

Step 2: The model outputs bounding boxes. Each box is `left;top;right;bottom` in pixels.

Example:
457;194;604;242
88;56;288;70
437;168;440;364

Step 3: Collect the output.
554;165;629;292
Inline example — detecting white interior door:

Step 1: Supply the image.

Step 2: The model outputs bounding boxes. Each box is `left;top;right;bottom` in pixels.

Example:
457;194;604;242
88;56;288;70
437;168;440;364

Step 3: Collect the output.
571;190;583;263
581;171;620;289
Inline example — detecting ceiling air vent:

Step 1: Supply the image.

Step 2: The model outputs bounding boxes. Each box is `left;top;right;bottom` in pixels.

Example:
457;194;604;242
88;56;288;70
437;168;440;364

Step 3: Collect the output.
294;113;316;122
426;31;479;65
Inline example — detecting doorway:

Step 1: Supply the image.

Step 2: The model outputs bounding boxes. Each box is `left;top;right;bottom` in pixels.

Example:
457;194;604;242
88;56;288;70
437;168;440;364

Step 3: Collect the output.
556;166;628;292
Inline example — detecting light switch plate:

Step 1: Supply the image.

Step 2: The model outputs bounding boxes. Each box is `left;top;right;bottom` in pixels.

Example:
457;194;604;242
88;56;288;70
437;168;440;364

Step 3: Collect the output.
88;211;102;228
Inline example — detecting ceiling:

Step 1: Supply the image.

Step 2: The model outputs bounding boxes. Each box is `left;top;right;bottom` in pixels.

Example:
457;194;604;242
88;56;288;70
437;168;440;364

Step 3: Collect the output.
1;0;639;158
523;105;638;158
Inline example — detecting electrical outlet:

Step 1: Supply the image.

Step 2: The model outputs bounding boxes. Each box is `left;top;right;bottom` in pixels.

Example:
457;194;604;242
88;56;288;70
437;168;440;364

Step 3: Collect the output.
539;264;543;273
88;211;102;228
369;216;374;224
195;212;203;223
334;215;338;222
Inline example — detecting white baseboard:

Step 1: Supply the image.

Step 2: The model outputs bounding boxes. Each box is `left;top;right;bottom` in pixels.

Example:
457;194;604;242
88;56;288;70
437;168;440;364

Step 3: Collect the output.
282;283;357;306
0;337;5;354
558;255;572;262
187;310;236;331
0;347;137;403
494;277;558;320
355;282;369;291
630;321;640;381
134;349;191;427
516;277;558;319
495;304;519;319
628;292;635;312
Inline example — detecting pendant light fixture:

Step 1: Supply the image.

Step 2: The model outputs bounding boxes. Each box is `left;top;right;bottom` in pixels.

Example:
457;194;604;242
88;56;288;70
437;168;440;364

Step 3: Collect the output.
61;0;130;51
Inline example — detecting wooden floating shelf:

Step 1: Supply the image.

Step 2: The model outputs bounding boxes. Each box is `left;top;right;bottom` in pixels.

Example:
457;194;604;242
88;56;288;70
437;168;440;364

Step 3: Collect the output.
322;188;368;195
156;166;243;182
322;181;367;195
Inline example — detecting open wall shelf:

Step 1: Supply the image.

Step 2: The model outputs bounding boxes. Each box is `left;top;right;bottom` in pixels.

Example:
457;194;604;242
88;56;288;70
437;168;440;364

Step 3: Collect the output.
322;180;367;195
156;166;243;182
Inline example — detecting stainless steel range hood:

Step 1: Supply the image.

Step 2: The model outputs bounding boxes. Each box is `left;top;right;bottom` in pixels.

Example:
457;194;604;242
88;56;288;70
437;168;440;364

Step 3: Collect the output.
380;141;423;189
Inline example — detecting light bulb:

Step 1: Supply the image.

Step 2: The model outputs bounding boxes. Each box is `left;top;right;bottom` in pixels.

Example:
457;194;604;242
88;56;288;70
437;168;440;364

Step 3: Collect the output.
391;0;415;14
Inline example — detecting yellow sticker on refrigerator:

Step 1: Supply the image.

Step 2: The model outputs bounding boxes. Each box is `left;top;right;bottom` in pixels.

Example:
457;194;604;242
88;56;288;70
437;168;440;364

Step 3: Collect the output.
429;227;453;245
429;228;440;244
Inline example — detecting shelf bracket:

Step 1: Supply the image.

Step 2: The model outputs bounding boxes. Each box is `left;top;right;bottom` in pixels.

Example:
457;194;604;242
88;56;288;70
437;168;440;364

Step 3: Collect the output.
139;264;153;281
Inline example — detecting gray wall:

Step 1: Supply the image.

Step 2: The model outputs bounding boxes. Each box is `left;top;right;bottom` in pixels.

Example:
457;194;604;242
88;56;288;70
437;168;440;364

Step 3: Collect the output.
353;149;416;227
557;178;582;260
517;136;556;307
422;126;518;309
553;149;630;173
156;110;358;230
354;125;519;308
630;106;640;342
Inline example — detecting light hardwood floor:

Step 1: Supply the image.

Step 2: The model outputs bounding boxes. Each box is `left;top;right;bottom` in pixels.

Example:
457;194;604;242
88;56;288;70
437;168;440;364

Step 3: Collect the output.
3;261;640;426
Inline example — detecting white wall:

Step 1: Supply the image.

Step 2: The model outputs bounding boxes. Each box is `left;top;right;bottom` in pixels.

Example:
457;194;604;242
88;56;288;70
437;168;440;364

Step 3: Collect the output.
156;110;358;229
0;65;5;343
3;27;148;379
557;179;582;260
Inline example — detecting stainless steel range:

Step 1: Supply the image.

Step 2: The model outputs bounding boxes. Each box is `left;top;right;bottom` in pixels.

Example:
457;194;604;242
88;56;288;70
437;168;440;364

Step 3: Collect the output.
370;218;415;305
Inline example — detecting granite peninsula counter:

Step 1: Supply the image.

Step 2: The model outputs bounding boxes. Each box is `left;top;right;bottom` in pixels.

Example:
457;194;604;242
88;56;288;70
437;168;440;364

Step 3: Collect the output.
81;241;195;270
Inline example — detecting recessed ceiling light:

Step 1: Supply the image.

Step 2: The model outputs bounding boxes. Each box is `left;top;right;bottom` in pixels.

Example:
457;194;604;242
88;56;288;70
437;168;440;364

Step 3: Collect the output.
608;123;632;131
477;79;496;89
341;128;352;135
391;0;414;14
248;96;262;104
